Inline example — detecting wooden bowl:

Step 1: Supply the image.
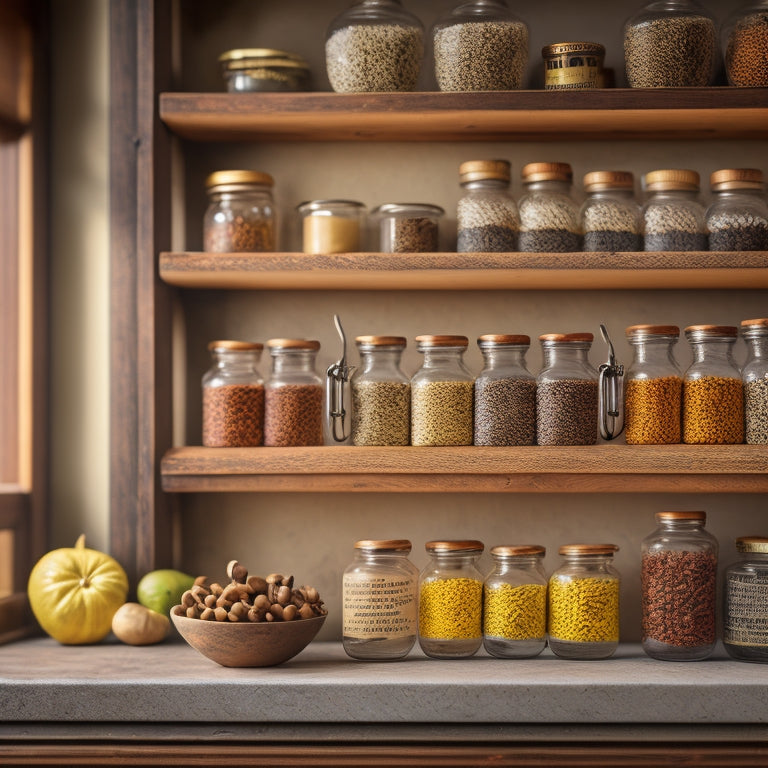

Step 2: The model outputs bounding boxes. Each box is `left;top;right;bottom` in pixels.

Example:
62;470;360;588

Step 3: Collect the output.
171;611;326;667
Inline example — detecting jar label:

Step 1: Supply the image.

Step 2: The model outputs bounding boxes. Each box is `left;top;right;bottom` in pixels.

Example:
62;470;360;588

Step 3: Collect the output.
343;574;417;639
725;575;768;646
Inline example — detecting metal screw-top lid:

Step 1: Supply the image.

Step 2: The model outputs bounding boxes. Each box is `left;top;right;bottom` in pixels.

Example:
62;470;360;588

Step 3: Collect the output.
522;162;572;183
684;325;738;339
459;159;511;184
426;540;484;554
558;543;619;556
584;170;634;192
354;539;413;553
542;41;605;57
710;168;764;191
205;170;274;191
644;169;699;192
736;536;768;554
655;510;706;523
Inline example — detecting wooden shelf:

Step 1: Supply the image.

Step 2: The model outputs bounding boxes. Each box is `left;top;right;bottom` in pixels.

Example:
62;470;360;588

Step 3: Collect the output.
161;445;768;494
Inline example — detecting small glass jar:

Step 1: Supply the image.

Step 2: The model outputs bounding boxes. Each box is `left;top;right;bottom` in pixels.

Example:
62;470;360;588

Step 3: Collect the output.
297;200;366;254
682;325;744;445
580;171;642;252
518;162;581;253
203;170;275;253
722;1;768;87
706;169;768;252
419;540;484;659
624;324;683;445
641;511;718;661
642;170;707;252
218;48;311;93
623;0;718;88
741;318;768;445
202;341;265;447
325;0;424;93
536;333;599;446
411;335;474;446
432;0;529;91
263;338;324;447
342;539;420;660
483;545;547;659
351;335;410;446
548;544;620;660
542;42;605;90
372;203;444;253
457;160;519;252
724;536;768;662
474;334;536;446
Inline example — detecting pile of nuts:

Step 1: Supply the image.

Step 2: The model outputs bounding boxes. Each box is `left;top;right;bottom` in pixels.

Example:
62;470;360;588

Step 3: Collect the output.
173;560;327;623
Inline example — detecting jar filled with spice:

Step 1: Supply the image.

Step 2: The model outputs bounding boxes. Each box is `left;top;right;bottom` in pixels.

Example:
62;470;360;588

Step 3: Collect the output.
411;335;474;446
483;545;547;659
548;544;620;660
203;170;275;253
297;200;366;254
682;325;744;445
642;170;707;252
372;203;444;253
741;318;768;445
264;339;324;447
351;335;410;446
343;539;420;660
580;171;641;252
218;48;311;93
202;340;265;447
722;1;768;88
641;511;718;661
706;169;768;252
419;540;484;659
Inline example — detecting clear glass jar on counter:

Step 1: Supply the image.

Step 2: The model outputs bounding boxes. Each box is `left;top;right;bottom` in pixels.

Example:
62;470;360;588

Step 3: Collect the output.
297;200;366;254
741;318;768;445
682;325;744;445
372;203;444;253
457;160;519;252
642;169;707;252
722;1;768;87
263;338;324;447
518;162;581;253
419;540;484;659
351;335;410;446
536;333;599;446
411;335;474;446
483;545;547;659
202;341;265;447
624;324;683;445
641;511;718;661
580;171;641;252
548;544;620;660
623;0;717;87
325;0;424;93
218;48;311;93
724;536;768;662
706;169;768;252
343;539;419;660
432;0;529;91
203;170;275;253
474;334;536;446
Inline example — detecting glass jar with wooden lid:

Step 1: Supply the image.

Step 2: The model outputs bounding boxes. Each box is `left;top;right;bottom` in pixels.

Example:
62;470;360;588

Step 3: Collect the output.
580;171;641;252
642;169;707;252
706;169;768;252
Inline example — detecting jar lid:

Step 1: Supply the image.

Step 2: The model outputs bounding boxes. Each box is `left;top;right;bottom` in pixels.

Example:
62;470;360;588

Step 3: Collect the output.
355;335;407;347
425;540;484;554
583;170;634;192
415;334;469;348
684;325;738;338
207;339;263;352
490;545;545;558
219;48;308;65
478;334;531;347
206;170;274;190
736;536;768;554
266;338;321;351
539;332;594;343
625;324;680;338
655;510;706;522
459;159;511;183
644;169;699;192
297;199;366;214
522;162;572;183
354;539;412;552
710;168;764;191
558;543;619;556
542;41;605;57
372;203;445;217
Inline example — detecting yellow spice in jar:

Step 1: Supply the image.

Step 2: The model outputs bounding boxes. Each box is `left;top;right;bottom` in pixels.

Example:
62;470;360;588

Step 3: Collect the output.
548;576;619;643
483;583;547;640
302;214;361;254
624;375;682;444
683;376;744;444
419;577;482;639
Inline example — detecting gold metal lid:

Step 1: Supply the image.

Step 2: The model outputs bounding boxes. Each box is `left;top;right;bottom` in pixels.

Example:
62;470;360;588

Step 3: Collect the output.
656;510;706;522
266;338;320;351
684;325;738;338
710;168;764;191
542;41;606;57
354;539;412;552
583;170;634;191
736;536;768;554
355;335;407;347
539;332;594;343
207;340;263;352
372;203;445;217
522;162;572;183
219;48;309;71
625;324;680;338
559;543;619;556
415;334;469;347
644;169;699;192
478;334;531;346
490;545;546;558
205;170;274;189
459;159;511;184
425;540;484;554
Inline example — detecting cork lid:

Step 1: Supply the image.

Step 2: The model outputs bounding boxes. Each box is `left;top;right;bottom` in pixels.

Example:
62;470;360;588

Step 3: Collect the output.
415;334;469;348
266;338;321;351
354;539;412;552
736;536;768;554
459;159;511;183
539;332;594;343
741;318;768;328
205;170;274;189
684;325;738;338
522;162;573;183
355;335;407;347
625;324;680;338
559;544;619;556
644;169;699;192
710;168;764;191
426;540;484;554
207;340;264;352
490;545;545;558
477;334;531;346
656;511;706;522
583;170;634;192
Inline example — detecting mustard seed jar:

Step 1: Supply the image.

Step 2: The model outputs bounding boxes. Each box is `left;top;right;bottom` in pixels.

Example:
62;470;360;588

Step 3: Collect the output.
411;335;474;446
218;48;311;93
547;544;620;660
724;536;768;662
624;325;683;445
373;203;444;253
483;545;547;659
342;539;420;660
741;318;768;445
297;199;366;254
202;341;265;448
580;171;641;252
419;540;484;659
682;325;744;445
203;171;275;253
706;169;768;252
722;1;768;88
642;169;707;252
641;511;718;661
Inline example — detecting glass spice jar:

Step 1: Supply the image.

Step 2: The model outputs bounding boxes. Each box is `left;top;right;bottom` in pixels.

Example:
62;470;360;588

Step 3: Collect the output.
706;169;768;252
580;171;642;252
642;169;707;252
548;544;620;660
411;335;474;446
722;1;768;88
741;318;768;445
483;545;547;659
297;199;366;254
218;48;311;93
641;511;718;661
372;203;444;253
202;340;265;447
342;539;420;660
263;338;324;447
351;335;410;446
419;540;484;659
623;324;683;445
682;325;744;445
203;170;275;253
474;334;536;446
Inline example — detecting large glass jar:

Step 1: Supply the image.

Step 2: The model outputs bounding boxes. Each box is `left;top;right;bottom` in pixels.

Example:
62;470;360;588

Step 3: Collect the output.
325;0;424;93
432;0;529;91
202;340;265;447
483;545;547;659
741;318;768;445
722;1;768;87
342;539;419;660
263;338;324;446
418;540;484;659
706;169;768;252
642;170;707;252
580;171;641;252
297;199;366;254
724;536;768;662
548;544;620;660
536;333;599;446
411;335;474;446
624;324;683;445
623;0;718;87
474;334;536;446
682;325;744;445
641;511;718;661
351;335;410;446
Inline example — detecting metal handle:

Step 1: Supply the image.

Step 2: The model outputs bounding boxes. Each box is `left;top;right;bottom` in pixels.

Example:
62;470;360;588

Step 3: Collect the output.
598;323;625;441
326;314;355;443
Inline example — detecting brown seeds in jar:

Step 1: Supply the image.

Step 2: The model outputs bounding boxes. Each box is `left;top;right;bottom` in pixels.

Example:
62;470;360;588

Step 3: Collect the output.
203;383;265;447
264;384;324;446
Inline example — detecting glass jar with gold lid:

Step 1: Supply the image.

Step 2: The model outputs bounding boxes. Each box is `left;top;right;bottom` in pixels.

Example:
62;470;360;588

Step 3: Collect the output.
219;48;311;92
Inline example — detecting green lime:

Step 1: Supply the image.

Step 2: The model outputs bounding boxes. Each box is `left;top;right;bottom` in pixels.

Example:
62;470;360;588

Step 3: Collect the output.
137;569;196;615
